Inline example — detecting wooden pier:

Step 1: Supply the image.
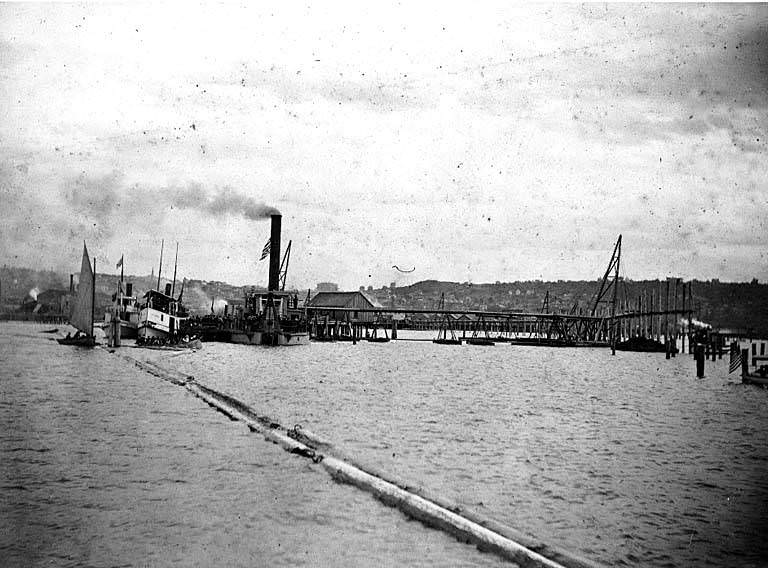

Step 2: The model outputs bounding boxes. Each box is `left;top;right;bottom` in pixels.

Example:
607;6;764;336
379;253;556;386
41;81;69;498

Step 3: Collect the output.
305;304;697;348
306;236;703;353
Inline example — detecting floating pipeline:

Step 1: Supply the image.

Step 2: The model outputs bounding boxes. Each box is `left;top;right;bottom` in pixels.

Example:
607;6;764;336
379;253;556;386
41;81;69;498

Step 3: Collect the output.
113;350;604;568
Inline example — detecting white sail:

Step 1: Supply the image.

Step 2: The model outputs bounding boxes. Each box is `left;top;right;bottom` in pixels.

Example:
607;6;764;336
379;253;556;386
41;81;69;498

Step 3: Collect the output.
70;244;94;335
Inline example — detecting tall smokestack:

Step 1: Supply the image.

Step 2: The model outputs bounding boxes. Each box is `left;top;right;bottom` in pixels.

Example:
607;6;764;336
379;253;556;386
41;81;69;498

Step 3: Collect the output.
268;214;281;291
70;274;74;293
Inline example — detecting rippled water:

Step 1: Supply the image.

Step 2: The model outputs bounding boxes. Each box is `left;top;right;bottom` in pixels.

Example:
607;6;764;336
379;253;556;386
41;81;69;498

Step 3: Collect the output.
163;331;768;567
0;323;500;567
3;322;768;567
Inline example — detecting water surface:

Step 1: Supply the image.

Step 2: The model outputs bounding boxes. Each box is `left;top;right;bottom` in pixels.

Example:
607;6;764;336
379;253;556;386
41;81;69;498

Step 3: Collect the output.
3;322;768;566
165;331;768;567
0;323;501;567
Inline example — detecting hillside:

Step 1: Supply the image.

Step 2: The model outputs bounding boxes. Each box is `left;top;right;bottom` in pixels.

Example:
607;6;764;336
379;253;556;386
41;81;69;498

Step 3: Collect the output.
364;278;768;335
2;265;767;335
0;265;265;316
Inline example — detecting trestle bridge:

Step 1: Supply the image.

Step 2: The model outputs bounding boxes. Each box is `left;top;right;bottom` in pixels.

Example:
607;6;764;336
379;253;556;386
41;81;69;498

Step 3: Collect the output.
305;235;701;353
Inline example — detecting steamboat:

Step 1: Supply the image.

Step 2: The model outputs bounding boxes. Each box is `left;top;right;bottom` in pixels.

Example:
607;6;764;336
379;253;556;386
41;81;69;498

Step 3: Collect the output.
186;214;309;346
137;285;188;341
138;242;188;342
105;281;140;339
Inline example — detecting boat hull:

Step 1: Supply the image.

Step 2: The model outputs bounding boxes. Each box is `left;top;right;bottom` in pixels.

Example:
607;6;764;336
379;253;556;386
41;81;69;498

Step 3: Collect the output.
120;321;138;339
57;336;96;347
139;338;202;351
467;338;495;346
743;373;768;386
615;337;674;353
228;330;309;346
505;338;575;348
138;306;187;340
105;310;139;339
433;339;462;345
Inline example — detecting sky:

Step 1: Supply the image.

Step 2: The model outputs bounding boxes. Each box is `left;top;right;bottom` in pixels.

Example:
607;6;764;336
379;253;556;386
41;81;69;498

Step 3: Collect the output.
1;3;766;290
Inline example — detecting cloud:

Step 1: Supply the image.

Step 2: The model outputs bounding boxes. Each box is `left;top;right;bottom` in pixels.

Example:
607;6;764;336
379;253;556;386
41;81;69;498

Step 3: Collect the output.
454;4;768;151
1;4;767;287
199;61;435;114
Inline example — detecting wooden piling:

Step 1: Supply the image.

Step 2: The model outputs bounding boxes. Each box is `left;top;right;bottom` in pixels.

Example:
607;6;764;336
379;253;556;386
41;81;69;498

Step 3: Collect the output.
658;280;664;341
673;278;678;351
742;348;749;379
687;281;694;354
681;282;687;354
695;344;705;378
665;279;670;350
113;315;121;347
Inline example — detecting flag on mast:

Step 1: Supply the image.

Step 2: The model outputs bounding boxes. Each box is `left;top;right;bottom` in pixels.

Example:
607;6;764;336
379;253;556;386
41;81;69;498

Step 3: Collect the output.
259;239;271;261
116;254;124;283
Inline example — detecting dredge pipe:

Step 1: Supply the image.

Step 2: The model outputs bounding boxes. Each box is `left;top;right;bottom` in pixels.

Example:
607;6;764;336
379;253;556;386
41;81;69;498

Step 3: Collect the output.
181;381;597;568
322;456;566;568
113;353;604;568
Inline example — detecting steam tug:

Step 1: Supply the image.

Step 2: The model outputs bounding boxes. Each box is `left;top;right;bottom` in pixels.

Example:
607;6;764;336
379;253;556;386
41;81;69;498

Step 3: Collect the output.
137;283;188;341
138;242;188;342
104;282;140;339
189;214;309;346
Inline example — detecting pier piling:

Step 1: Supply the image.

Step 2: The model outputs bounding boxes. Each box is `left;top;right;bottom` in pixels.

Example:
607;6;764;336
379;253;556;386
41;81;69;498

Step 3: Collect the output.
742;349;749;379
695;344;705;378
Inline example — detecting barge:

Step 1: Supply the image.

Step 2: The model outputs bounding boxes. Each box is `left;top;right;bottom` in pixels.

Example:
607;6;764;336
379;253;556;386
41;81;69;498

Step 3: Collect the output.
185;214;309;346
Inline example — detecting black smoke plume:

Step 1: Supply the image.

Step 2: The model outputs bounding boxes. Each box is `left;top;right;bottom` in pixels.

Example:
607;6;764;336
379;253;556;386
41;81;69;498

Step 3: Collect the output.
168;184;280;220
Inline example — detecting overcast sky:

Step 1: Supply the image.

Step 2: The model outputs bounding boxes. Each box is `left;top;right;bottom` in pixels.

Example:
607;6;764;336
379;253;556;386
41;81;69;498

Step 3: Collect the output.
1;3;766;290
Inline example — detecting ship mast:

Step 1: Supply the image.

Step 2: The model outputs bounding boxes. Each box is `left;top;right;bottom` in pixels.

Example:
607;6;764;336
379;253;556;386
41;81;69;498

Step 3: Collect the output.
171;242;179;297
91;256;96;338
156;239;164;291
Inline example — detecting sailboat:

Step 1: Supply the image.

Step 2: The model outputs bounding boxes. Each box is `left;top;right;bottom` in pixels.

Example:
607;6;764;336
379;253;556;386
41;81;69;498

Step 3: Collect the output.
58;243;97;347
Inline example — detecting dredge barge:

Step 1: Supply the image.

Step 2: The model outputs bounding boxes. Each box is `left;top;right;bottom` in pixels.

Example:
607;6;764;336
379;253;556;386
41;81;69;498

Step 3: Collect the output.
185;214;309;346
